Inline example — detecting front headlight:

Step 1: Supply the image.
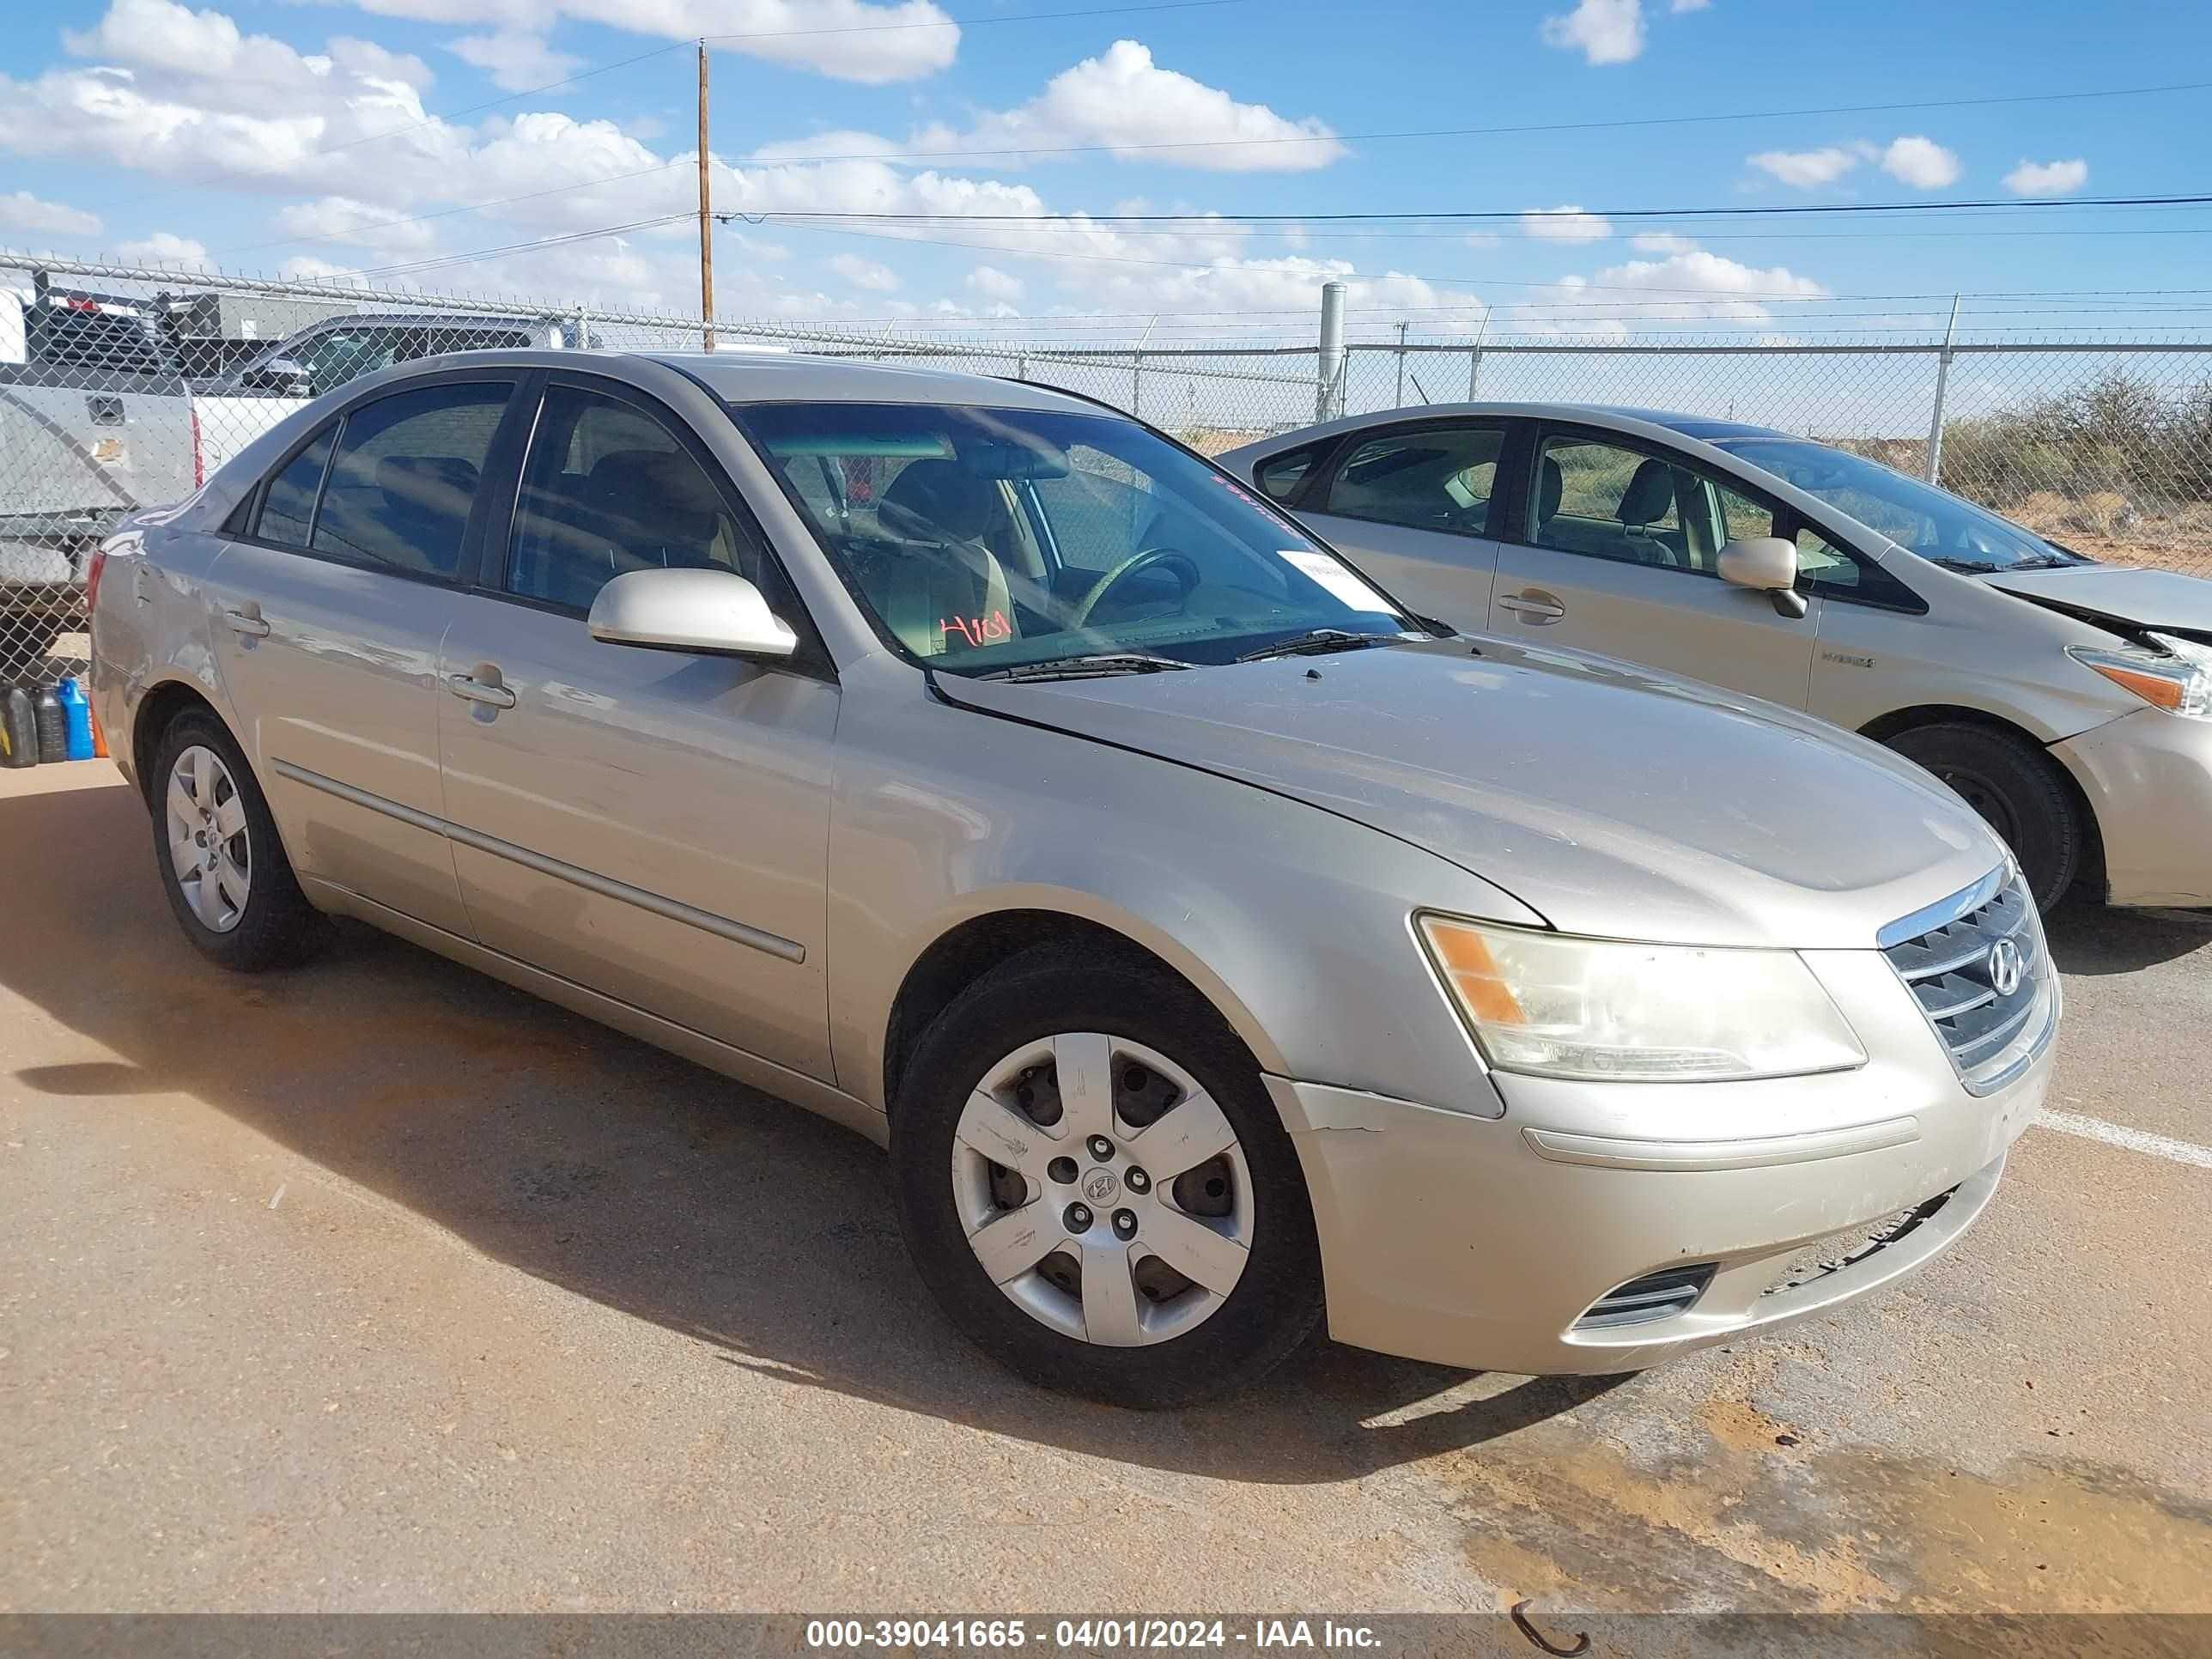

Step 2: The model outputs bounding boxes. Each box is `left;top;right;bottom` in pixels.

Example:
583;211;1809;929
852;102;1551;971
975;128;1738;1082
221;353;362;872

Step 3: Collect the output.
1416;915;1867;1083
2067;634;2212;720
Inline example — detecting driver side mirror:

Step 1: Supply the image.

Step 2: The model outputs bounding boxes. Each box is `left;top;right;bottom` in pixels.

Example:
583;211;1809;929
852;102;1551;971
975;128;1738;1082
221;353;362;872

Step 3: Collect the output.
1718;536;1808;619
587;568;799;659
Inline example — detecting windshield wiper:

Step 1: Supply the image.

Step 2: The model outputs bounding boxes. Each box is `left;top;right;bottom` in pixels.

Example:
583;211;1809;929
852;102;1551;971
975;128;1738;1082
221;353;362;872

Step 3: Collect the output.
1235;629;1404;663
971;653;1194;682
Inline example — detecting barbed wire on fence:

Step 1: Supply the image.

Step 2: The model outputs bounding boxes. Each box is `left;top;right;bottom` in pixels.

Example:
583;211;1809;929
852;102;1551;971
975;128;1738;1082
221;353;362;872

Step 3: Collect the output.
4;247;2209;698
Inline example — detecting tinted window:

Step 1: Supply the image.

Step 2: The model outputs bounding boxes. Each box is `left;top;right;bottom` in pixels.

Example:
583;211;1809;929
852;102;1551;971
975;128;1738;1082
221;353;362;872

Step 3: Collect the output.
1324;426;1504;537
27;300;173;377
310;382;511;580
1255;442;1327;504
507;385;753;610
254;424;336;546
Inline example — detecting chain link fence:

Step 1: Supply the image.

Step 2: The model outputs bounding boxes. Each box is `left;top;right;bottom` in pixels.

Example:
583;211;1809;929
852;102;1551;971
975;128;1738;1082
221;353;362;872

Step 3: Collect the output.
6;249;2209;696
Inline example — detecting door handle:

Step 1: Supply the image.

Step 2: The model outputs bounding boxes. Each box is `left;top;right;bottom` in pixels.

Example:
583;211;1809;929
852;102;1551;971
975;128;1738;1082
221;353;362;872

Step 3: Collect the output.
222;604;270;638
1497;590;1566;623
447;672;517;710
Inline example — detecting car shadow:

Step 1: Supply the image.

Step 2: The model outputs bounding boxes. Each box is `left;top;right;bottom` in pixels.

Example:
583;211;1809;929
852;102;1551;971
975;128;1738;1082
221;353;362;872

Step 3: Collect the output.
0;775;1629;1484
2043;900;2212;976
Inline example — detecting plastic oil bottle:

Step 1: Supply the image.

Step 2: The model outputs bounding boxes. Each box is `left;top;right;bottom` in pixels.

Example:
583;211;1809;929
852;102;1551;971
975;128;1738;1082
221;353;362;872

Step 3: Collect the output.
2;686;39;768
57;676;95;761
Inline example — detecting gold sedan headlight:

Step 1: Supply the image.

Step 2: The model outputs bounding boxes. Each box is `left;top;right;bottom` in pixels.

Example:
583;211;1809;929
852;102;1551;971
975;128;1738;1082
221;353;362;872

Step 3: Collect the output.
1417;915;1868;1083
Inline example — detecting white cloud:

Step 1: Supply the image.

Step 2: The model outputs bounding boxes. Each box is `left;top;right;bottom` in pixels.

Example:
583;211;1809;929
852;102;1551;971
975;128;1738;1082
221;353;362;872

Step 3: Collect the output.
908;40;1343;171
1880;135;1960;190
1630;230;1697;253
1670;0;1711;10
0;189;102;238
1522;249;1826;337
826;252;899;291
276;195;439;252
1540;0;1645;65
966;264;1024;302
339;0;959;85
1748;144;1865;189
449;29;583;93
1522;204;1613;243
118;231;208;264
2004;156;2087;198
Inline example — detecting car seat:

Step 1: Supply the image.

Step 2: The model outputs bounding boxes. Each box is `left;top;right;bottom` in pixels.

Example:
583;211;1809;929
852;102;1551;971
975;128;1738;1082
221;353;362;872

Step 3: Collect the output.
872;461;1019;656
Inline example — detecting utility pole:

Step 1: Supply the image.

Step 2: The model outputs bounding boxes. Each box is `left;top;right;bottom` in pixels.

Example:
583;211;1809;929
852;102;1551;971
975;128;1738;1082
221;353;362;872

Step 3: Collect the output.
696;40;714;354
1924;293;1961;484
1316;280;1346;422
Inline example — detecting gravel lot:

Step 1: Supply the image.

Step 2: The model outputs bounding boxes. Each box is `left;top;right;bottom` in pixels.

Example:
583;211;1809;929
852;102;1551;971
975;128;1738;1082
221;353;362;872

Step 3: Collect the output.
3;761;2208;1615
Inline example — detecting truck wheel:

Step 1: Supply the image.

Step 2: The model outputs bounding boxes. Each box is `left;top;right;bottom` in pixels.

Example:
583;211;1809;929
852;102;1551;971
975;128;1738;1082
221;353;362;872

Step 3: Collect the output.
149;710;327;970
1886;721;2081;911
891;943;1323;1408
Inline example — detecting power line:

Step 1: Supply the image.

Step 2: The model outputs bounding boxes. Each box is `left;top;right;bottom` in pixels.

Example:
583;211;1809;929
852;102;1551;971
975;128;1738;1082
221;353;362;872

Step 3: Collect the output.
318;215;693;284
756;192;2212;228
735;76;2212;167
705;0;1247;40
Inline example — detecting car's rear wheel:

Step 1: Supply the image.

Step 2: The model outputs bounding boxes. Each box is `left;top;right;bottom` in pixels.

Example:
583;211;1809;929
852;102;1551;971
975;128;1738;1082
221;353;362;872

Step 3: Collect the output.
891;944;1322;1408
1885;721;2081;911
150;711;325;970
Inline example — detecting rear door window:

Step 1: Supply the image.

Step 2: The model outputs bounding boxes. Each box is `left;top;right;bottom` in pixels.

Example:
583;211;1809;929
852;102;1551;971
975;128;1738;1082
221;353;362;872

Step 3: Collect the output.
1321;424;1506;538
310;382;513;580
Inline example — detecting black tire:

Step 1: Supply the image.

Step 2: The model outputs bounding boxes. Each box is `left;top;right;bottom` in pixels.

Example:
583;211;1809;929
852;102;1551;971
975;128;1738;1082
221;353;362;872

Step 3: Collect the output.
149;708;327;971
1886;721;2081;912
891;944;1324;1409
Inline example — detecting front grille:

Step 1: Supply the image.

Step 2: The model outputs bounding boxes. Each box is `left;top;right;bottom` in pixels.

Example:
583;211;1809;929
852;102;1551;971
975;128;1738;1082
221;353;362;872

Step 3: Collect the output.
1574;1264;1715;1330
1881;871;2054;1094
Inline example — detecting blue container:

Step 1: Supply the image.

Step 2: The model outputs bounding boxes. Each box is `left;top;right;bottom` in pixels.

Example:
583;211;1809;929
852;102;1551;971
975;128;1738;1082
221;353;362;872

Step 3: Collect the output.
57;675;95;762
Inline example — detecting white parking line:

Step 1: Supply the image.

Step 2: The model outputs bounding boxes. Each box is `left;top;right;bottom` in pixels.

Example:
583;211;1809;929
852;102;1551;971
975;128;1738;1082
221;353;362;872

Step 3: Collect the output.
2037;1109;2212;1170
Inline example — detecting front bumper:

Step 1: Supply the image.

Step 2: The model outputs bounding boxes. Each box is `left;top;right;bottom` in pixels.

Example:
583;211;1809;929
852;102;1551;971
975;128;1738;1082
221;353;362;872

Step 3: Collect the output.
2049;708;2212;908
1266;947;2051;1376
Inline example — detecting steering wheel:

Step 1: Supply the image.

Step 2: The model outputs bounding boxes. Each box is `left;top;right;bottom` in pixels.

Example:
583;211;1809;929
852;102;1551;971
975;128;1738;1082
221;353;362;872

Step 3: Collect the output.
1067;546;1201;629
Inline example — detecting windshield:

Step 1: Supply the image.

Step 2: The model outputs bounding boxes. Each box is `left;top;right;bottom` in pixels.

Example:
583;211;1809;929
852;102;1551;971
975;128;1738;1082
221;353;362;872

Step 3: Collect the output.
734;401;1415;674
1722;438;2088;574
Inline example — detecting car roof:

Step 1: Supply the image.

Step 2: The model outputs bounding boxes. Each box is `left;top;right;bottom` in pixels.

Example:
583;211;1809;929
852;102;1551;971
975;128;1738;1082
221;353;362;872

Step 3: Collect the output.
1225;401;1800;456
644;349;1117;413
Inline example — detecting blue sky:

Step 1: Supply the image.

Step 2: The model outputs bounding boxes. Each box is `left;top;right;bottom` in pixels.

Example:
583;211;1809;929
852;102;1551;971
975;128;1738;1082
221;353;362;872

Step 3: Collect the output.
1;0;2207;341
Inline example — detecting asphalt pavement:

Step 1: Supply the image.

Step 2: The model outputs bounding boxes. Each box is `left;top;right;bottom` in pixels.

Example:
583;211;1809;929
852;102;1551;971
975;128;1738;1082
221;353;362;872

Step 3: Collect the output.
3;763;2207;1614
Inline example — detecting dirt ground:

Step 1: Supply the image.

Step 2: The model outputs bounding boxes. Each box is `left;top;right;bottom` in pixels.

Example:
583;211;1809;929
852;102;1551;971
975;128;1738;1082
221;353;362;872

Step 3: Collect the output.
3;763;2208;1618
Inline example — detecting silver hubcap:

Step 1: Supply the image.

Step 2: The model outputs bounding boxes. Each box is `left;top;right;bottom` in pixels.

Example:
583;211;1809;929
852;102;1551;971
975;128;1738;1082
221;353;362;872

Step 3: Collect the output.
165;745;251;934
952;1033;1253;1348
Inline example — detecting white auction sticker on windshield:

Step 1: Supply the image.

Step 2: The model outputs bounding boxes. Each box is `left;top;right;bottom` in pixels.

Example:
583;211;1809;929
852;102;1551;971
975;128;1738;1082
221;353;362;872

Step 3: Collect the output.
1280;549;1391;614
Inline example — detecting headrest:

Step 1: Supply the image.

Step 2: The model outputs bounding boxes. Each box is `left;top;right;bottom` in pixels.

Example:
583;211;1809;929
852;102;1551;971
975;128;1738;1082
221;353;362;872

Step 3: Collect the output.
1538;456;1564;525
586;449;722;525
375;455;478;515
882;459;1004;543
1619;457;1677;527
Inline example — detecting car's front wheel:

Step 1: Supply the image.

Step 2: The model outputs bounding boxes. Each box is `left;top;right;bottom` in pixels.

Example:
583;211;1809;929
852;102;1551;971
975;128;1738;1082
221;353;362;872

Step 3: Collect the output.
1885;721;2083;911
891;944;1322;1408
149;710;325;971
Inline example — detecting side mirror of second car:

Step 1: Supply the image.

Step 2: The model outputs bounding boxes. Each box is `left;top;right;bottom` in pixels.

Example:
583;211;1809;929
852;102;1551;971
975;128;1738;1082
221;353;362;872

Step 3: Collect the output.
587;567;799;660
1717;536;1808;619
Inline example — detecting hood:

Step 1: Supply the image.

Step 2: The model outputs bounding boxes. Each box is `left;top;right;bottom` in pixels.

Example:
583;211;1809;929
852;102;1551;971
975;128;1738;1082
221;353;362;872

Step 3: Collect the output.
937;638;2006;951
1984;564;2212;641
